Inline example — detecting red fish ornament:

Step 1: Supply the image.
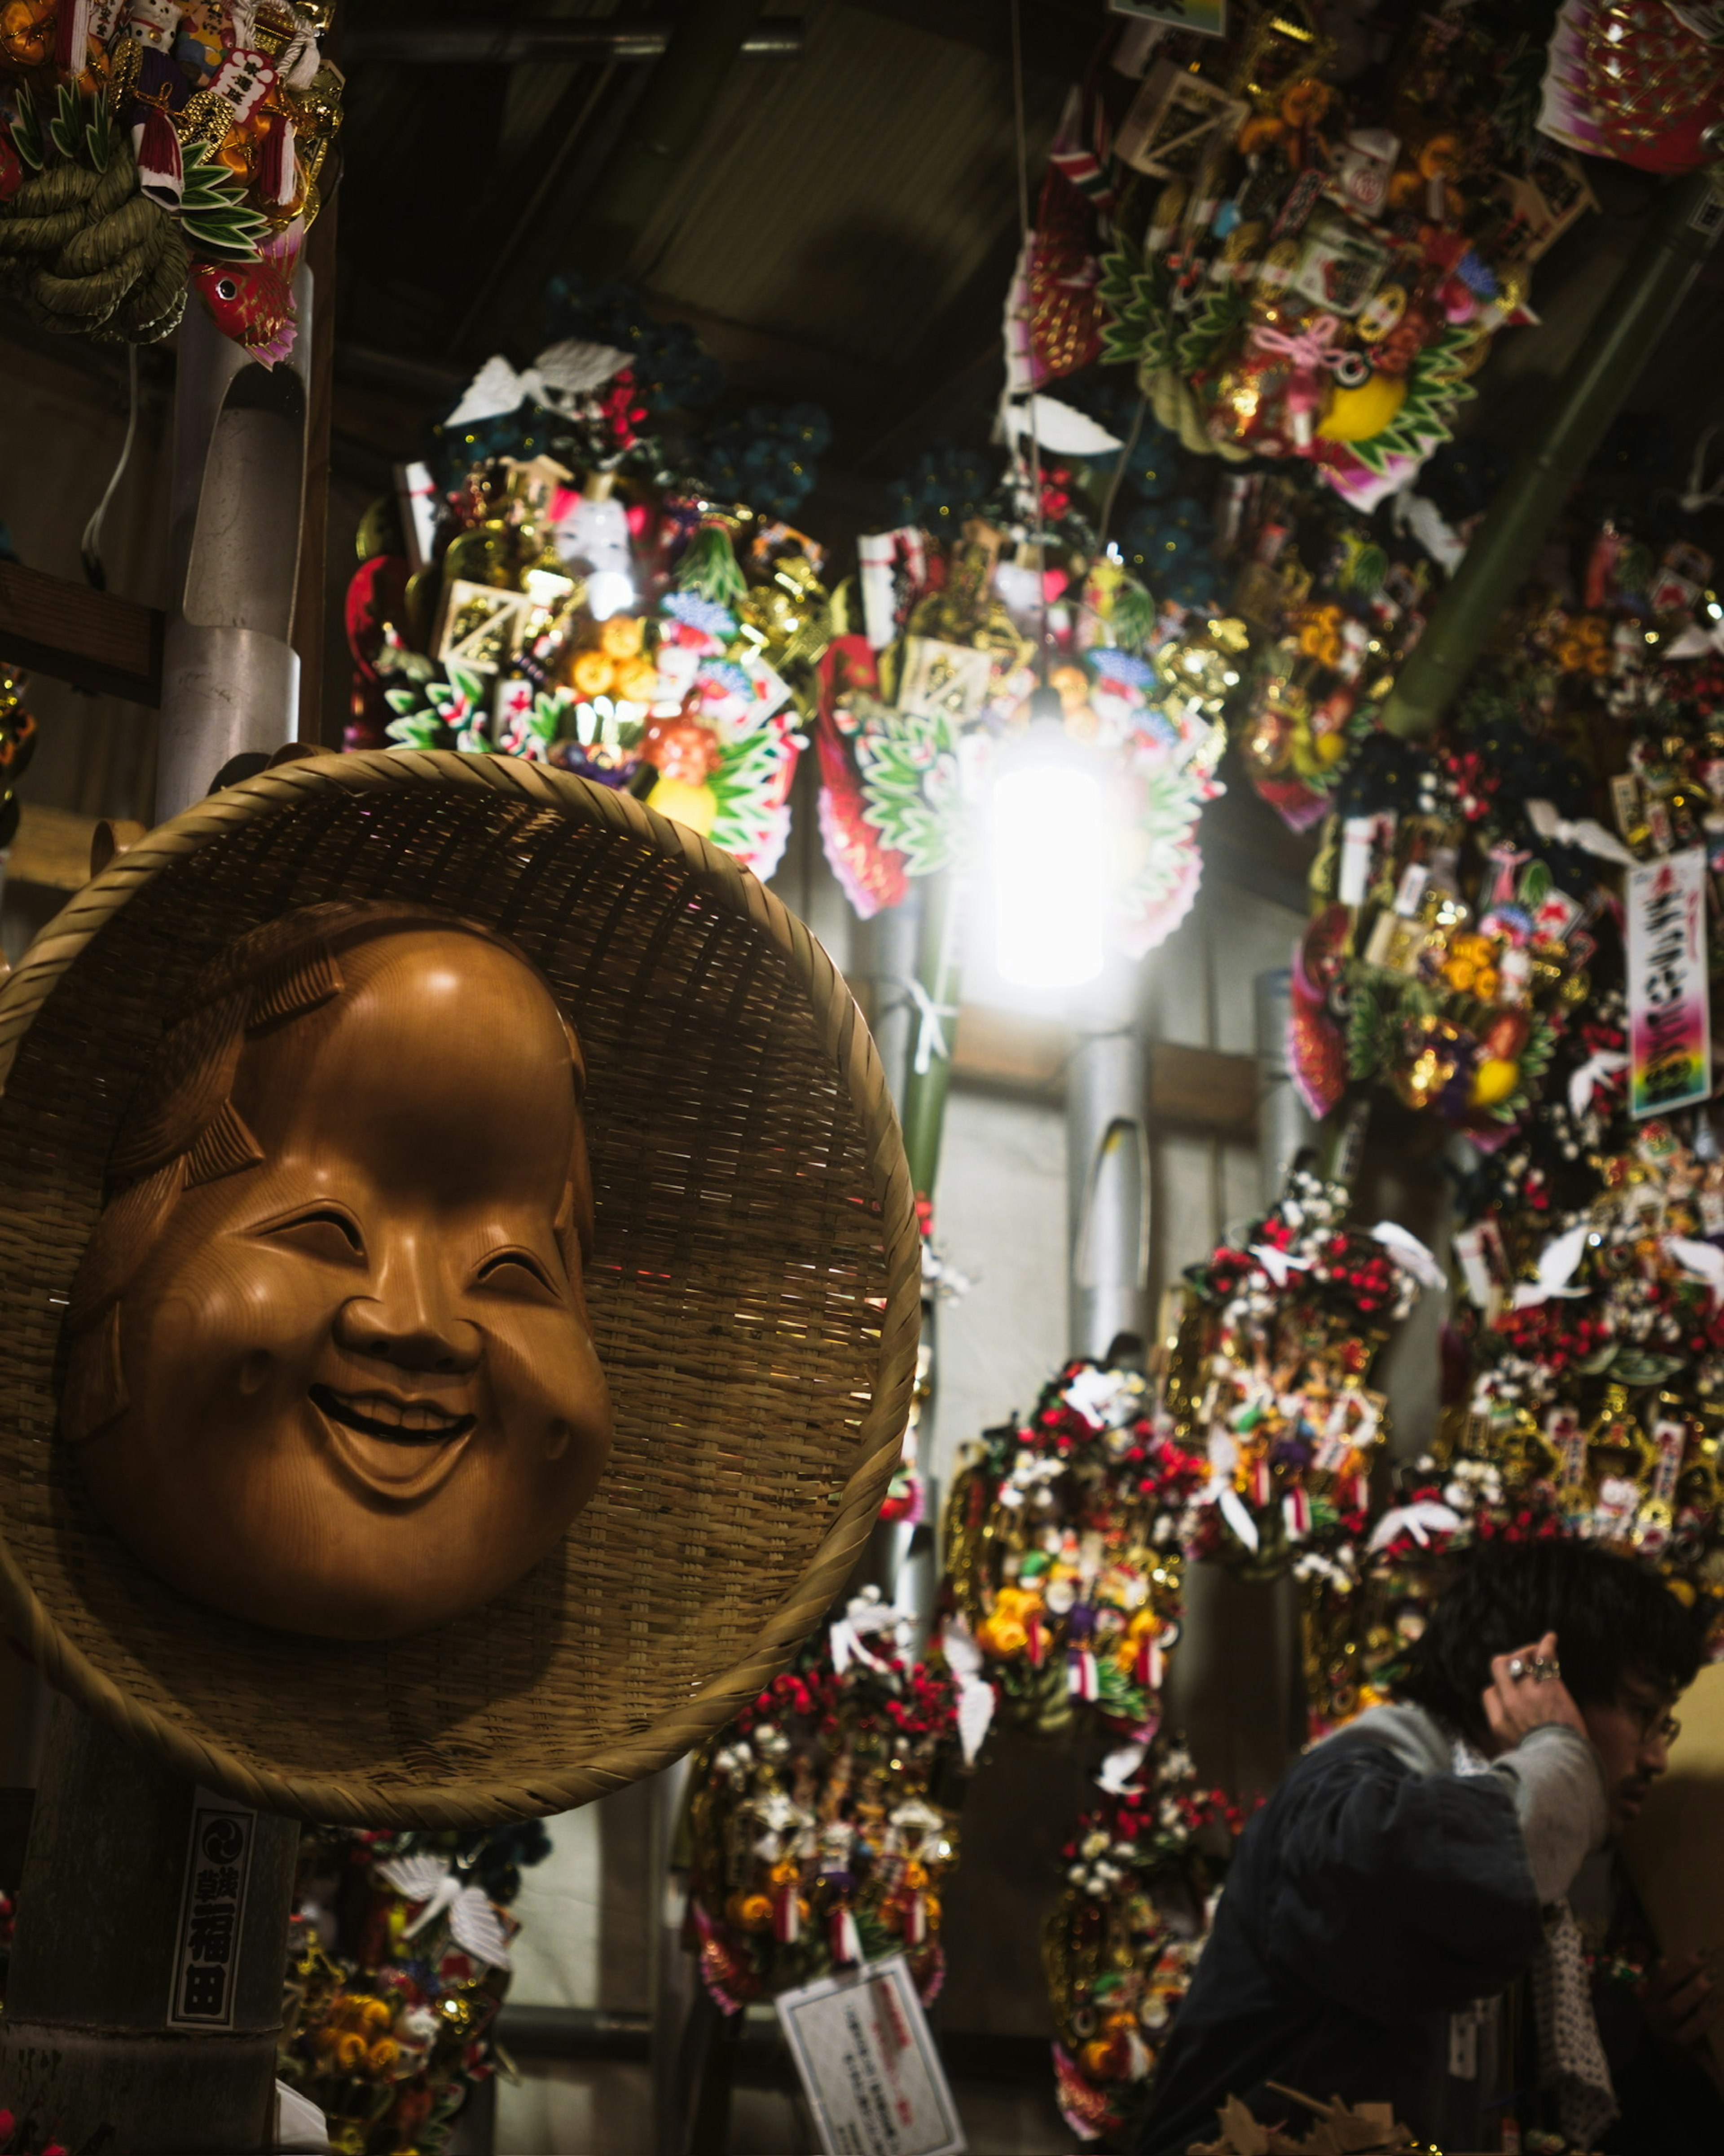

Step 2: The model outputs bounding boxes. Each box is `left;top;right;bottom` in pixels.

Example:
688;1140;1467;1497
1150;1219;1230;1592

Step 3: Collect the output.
191;225;301;364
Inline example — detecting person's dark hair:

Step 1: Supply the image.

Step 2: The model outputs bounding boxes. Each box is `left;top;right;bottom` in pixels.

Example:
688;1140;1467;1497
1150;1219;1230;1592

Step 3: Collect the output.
1396;1538;1706;1748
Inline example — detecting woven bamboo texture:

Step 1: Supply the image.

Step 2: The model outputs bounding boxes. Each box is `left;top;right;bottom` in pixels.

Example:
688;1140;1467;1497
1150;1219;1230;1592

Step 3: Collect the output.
0;753;919;1827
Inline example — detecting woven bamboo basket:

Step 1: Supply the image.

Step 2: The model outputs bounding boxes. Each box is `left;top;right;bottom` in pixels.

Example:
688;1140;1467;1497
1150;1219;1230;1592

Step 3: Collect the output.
0;752;919;1827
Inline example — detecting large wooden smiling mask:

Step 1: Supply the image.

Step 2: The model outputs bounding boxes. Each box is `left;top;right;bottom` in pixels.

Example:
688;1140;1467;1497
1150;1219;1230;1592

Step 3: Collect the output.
60;900;614;1640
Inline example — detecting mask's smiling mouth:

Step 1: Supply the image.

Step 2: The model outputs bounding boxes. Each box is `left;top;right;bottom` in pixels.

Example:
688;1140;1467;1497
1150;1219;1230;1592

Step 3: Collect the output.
309;1385;477;1503
310;1386;476;1443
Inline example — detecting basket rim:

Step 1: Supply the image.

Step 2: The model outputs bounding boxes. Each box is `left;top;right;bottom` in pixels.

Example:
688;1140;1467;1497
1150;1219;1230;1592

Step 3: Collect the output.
0;750;919;1825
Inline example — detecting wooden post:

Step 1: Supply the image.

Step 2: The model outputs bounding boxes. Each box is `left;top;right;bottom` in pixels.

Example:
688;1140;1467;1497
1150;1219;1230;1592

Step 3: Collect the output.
0;1700;298;2147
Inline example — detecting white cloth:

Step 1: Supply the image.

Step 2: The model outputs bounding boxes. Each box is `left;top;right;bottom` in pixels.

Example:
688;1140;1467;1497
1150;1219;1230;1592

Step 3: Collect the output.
275;2081;331;2154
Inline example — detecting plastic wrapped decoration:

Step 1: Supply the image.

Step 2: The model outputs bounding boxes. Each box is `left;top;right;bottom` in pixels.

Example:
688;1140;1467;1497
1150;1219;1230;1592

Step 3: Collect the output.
1161;1169;1433;1578
939;1358;1206;1746
1046;1756;1241;2147
0;0;340;354
1094;6;1589;511
347;450;824;882
280;1819;550;2153
684;1590;961;2011
1289;734;1608;1135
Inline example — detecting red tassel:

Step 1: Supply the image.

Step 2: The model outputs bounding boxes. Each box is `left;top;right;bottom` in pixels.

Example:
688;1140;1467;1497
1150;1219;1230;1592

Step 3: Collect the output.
1025;1612;1045;1668
773;1885;800;1946
1283;1487;1311;1538
1135;1635;1163;1691
1066;1649;1099;1702
1250;1459;1272;1508
903;1892;927;1947
132;108;183;208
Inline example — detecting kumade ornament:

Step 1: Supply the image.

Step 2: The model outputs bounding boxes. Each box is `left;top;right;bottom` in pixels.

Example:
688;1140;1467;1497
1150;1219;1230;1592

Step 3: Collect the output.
0;0;341;353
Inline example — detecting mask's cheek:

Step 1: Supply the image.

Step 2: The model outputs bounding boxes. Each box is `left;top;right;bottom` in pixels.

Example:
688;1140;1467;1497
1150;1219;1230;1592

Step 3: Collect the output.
479;1304;613;1475
123;1240;335;1454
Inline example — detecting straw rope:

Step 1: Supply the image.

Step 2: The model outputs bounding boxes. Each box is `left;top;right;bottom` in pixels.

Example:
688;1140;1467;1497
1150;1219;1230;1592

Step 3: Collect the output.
0;754;919;1825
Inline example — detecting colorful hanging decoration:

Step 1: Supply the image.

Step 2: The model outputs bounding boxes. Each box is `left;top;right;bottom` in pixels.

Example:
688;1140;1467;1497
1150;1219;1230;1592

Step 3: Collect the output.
685;1590;961;2011
1161;1168;1433;1578
0;0;340;353
940;1357;1204;1746
1091;6;1587;511
278;1819;549;2153
345;333;836;879
1045;1752;1242;2147
818;505;1234;950
1540;0;1724;172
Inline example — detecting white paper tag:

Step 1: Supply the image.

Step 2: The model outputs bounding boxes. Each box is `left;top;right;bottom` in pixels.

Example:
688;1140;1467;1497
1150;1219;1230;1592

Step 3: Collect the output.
776;1955;967;2156
1448;2004;1480;2081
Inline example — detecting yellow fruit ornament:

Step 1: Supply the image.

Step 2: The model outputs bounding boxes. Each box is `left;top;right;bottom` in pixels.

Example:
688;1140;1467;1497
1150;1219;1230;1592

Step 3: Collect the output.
1318;370;1407;443
646;775;719;838
1469;1056;1520;1110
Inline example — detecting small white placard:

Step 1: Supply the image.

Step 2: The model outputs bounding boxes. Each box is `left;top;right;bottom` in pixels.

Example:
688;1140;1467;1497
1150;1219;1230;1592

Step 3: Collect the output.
774;1955;966;2156
167;1790;257;2031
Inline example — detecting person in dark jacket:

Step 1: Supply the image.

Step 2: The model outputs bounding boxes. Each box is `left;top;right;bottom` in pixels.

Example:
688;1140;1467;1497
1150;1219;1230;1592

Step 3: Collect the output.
1136;1541;1715;2155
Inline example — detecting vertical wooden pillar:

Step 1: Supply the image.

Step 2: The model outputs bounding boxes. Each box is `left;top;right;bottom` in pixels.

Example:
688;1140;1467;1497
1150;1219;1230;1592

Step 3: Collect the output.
0;1699;299;2147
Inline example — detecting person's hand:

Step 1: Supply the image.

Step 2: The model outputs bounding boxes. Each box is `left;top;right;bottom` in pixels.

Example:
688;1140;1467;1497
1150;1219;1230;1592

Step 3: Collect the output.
1482;1631;1588;1750
1645;1950;1720;2051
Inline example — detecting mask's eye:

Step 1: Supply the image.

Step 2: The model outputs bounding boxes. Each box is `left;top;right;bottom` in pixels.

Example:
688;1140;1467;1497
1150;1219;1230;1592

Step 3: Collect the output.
475;1248;560;1299
214;277;239;302
261;1206;366;1265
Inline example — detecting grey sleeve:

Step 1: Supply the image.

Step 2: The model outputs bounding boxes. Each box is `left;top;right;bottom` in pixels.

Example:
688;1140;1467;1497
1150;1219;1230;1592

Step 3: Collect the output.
1487;1724;1607;1903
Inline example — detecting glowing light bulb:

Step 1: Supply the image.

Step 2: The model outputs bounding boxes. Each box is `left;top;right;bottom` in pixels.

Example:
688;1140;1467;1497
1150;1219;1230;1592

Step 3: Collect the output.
992;752;1106;990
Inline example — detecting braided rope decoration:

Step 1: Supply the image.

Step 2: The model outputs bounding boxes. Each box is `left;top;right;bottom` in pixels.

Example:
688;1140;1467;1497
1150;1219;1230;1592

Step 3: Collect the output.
0;141;187;343
0;754;921;1826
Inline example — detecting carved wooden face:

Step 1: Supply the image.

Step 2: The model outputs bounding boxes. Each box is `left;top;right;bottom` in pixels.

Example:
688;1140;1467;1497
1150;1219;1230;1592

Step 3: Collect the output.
73;928;614;1639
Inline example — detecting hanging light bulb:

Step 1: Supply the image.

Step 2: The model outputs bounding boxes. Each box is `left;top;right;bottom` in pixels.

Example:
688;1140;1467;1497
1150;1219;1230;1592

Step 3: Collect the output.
991;719;1106;991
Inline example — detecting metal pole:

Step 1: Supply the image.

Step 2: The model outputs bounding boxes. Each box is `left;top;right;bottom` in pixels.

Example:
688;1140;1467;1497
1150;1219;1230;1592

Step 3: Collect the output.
1067;958;1149;1361
564;0;768;281
156;255;315;817
1255;967;1317;1206
347;18;803;64
1380;167;1722;741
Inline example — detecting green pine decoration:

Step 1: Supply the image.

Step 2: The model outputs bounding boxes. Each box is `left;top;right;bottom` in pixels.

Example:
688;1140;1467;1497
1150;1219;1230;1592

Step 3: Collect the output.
1174;286;1249;380
48;83;82;163
384;662;492;753
674;521;748;610
84;91;113;175
1110;578;1157;656
1096;245;1173;375
708;724;790;860
10;86;43;173
180;141;267;263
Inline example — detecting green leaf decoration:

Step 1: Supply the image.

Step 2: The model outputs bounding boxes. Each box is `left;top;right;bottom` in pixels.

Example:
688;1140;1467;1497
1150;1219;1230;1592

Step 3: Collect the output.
10;86;43;173
1345;975;1399;1082
179;142;267;262
49;83;82;164
1518;857;1552;910
1110;578;1156;656
674;522;748;610
1174;285;1249;379
708;721;794;869
856;707;964;879
385;711;450;752
84;91;113;175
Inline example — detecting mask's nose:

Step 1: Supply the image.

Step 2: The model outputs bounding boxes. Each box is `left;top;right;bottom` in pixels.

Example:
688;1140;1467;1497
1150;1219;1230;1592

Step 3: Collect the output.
332;1235;480;1376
